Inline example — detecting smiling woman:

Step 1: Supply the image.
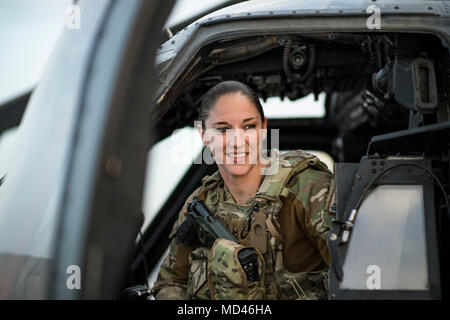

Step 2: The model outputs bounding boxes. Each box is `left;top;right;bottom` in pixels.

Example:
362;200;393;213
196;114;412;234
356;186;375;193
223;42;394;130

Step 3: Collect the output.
198;81;268;204
152;80;336;300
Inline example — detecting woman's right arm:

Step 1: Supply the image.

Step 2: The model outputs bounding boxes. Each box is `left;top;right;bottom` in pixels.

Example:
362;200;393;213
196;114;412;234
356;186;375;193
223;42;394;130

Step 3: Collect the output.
151;187;202;300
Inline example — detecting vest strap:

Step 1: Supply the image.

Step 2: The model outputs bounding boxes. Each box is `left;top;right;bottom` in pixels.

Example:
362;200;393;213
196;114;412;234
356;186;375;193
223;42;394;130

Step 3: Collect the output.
266;217;284;244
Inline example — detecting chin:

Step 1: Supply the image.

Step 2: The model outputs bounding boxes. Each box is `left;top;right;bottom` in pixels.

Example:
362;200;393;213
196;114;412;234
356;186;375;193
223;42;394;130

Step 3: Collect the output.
221;163;254;177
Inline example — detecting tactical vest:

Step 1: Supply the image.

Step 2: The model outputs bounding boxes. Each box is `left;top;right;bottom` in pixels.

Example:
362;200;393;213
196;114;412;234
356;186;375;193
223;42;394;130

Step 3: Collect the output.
186;149;333;300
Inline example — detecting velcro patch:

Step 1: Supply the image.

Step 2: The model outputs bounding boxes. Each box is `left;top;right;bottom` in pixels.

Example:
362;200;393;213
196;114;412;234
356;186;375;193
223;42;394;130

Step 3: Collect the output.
191;261;207;296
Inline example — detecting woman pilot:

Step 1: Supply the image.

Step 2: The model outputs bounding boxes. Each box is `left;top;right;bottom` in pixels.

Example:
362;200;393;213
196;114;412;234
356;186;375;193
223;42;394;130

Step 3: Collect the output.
151;80;335;300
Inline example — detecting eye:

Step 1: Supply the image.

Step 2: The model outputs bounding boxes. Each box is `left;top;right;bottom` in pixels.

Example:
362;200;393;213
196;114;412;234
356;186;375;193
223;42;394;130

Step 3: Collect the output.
216;127;228;133
244;124;256;130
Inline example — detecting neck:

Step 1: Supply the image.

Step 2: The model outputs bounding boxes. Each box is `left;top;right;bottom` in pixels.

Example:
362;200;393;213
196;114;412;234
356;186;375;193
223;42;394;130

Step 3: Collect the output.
219;164;263;205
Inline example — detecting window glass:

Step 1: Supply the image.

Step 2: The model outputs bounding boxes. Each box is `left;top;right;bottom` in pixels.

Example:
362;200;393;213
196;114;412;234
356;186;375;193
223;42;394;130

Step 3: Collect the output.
141;127;203;230
340;185;428;290
261;93;326;119
165;0;229;27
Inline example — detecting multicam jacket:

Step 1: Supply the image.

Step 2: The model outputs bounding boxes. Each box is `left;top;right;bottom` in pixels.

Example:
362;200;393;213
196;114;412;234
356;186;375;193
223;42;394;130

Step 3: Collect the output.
151;149;336;300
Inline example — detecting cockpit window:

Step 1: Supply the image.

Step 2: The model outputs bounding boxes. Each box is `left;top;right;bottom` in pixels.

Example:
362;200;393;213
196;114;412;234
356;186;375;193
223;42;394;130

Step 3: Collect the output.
141;126;203;231
261;93;326;119
340;185;429;290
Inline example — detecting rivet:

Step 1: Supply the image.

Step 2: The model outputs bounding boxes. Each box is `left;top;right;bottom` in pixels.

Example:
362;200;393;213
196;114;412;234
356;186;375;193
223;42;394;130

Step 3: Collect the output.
105;156;122;178
329;233;338;241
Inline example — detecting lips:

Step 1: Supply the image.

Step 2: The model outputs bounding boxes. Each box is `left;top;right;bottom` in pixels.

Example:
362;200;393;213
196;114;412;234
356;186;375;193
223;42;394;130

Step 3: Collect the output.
225;152;249;163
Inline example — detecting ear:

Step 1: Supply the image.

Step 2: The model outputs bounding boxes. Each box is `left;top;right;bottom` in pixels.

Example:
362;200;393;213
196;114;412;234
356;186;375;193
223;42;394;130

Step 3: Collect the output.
196;121;210;147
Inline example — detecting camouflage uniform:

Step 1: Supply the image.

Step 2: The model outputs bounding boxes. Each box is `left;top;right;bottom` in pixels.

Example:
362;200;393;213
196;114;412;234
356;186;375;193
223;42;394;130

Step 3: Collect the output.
151;149;336;300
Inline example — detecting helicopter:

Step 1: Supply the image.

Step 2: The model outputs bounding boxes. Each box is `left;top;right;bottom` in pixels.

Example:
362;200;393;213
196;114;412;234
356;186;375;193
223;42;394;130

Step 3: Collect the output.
0;0;448;300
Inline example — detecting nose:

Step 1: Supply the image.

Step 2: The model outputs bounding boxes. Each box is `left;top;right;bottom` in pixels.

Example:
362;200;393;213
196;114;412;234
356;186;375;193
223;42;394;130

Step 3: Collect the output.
226;128;246;151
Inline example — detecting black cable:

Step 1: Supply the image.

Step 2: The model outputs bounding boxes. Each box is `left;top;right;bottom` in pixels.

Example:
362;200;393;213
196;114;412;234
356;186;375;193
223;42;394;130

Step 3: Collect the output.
355;163;450;222
138;230;150;288
240;203;259;239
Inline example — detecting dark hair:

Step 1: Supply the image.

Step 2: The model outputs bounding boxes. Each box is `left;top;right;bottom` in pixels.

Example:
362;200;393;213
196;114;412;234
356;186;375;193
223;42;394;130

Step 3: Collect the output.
199;80;265;129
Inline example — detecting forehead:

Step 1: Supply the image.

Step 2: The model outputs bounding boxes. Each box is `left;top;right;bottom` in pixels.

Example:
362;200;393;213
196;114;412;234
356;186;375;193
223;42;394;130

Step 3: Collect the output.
207;92;260;123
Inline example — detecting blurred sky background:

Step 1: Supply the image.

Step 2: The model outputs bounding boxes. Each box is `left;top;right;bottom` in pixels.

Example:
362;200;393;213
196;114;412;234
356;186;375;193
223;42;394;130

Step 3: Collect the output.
0;0;331;230
0;0;230;104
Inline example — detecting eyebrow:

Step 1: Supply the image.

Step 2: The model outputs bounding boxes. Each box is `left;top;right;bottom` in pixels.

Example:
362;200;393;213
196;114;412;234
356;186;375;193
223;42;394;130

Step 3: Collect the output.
212;117;255;126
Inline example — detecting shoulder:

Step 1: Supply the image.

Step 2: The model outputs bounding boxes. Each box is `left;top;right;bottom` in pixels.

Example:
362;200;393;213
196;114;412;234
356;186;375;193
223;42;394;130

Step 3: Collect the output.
201;170;222;193
169;171;223;239
279;150;332;174
285;166;336;231
259;149;332;198
285;156;334;209
174;170;222;221
180;185;204;218
183;170;222;211
279;149;333;192
279;149;317;164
